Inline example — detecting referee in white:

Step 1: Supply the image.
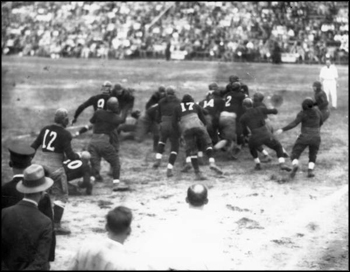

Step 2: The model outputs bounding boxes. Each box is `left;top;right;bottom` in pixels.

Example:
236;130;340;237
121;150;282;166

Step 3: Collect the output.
319;54;339;110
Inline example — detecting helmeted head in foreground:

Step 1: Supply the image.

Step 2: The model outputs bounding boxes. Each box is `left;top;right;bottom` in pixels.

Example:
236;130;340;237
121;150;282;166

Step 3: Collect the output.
112;83;123;97
230;81;241;92
242;97;253;108
302;97;314;110
107;97;119;113
312;81;322;92
229;75;240;83
208;82;219;91
101;81;112;94
54;108;69;128
157;85;166;99
165;86;175;96
186;184;208;207
182;94;194;103
253;92;264;103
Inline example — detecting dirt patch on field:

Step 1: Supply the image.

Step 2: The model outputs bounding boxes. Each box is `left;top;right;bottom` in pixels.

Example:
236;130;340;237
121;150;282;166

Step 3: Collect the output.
2;57;348;270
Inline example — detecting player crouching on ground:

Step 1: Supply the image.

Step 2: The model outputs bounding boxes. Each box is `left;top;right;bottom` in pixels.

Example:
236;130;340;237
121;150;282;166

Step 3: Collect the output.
63;151;94;195
240;98;291;172
276;97;323;179
172;94;223;180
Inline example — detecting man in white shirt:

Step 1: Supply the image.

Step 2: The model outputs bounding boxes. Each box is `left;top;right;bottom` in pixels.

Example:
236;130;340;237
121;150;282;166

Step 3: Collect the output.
69;206;138;270
141;184;232;270
319;54;338;109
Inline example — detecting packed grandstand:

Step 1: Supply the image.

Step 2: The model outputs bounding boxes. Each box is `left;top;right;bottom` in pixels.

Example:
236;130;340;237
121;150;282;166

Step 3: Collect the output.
1;1;348;64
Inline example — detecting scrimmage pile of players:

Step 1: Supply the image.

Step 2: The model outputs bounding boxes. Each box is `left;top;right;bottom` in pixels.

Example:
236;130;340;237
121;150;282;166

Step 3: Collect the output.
29;75;329;196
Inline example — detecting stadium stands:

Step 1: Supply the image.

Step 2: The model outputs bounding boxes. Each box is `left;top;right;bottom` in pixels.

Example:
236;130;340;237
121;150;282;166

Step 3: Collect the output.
1;2;348;64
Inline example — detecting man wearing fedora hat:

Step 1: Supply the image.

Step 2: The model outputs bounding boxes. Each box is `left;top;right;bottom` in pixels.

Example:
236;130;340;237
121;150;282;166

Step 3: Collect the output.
2;164;54;270
2;142;57;263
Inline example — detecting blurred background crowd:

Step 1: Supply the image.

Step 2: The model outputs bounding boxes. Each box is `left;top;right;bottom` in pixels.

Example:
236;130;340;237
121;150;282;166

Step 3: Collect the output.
1;1;348;64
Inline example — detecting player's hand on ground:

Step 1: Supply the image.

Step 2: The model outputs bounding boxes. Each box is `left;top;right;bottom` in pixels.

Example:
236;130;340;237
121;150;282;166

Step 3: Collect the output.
71;118;77;125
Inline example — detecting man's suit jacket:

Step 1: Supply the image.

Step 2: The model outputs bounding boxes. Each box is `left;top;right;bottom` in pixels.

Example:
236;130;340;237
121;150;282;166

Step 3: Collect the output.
2;176;56;262
2;176;24;209
2;200;53;271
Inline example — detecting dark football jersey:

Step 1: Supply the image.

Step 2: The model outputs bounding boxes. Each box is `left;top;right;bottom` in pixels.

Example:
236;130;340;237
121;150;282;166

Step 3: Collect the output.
31;124;80;161
199;93;225;120
223;90;246;116
157;96;181;123
90;110;125;135
74;93;111;119
63;158;90;182
173;102;207;127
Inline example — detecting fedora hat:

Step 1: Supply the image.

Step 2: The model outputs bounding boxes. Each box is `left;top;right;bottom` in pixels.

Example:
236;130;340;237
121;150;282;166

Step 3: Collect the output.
16;164;54;194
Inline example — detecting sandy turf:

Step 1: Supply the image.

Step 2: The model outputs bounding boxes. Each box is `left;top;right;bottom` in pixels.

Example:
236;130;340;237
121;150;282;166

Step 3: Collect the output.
2;56;348;270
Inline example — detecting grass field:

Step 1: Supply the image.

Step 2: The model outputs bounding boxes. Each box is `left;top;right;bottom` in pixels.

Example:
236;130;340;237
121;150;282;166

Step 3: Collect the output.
1;56;349;270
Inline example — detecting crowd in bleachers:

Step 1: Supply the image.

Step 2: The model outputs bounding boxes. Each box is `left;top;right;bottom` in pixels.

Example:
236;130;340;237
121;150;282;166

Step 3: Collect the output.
1;2;348;64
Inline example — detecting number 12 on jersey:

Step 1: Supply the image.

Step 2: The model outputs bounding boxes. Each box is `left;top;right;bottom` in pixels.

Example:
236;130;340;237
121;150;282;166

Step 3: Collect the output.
42;129;57;151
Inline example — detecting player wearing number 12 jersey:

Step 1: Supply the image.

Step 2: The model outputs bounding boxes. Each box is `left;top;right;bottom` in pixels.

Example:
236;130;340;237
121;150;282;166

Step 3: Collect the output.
31;108;81;235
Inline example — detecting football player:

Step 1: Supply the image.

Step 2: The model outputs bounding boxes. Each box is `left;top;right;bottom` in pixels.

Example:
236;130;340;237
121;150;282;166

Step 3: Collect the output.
240;98;291;172
198;82;225;146
153;86;181;176
217;81;248;159
71;81;113;125
87;97;128;192
63;152;94;195
31;108;82;235
276;97;324;179
173;94;223;180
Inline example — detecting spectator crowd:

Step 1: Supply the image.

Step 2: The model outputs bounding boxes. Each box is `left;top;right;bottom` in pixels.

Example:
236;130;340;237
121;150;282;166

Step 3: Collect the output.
1;2;348;64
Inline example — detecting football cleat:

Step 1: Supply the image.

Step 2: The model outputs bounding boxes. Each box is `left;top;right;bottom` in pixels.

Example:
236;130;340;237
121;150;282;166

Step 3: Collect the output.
254;164;262;170
166;168;174;177
209;163;223;175
280;164;292;172
307;169;315;178
290;165;299;179
195;171;207;181
153;159;161;169
112;182;130;192
181;163;192;173
54;223;71;235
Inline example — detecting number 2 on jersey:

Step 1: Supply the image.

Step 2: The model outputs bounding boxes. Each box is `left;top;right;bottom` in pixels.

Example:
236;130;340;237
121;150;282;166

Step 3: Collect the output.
225;96;232;107
42;129;57;151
